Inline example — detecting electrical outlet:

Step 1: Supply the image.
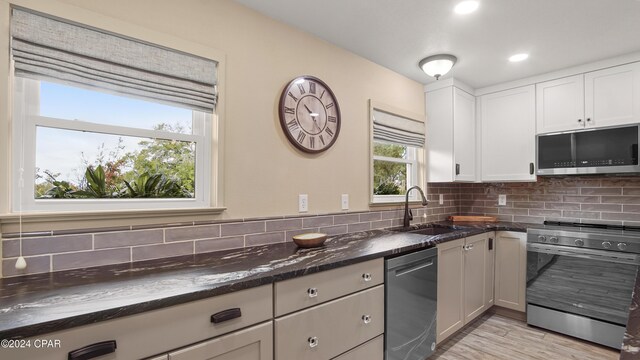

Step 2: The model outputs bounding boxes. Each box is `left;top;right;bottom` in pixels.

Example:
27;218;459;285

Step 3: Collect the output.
341;194;349;210
299;194;308;212
439;194;444;205
498;194;507;206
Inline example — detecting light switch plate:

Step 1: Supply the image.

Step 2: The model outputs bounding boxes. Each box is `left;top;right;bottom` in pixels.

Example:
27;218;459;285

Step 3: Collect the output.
341;194;349;210
299;194;308;212
498;194;507;206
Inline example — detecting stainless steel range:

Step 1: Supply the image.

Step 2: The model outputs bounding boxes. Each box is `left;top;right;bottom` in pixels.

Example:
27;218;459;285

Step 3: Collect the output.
526;221;640;349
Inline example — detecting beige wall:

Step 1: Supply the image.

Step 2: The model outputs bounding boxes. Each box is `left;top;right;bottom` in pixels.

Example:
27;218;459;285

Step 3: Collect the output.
0;0;424;224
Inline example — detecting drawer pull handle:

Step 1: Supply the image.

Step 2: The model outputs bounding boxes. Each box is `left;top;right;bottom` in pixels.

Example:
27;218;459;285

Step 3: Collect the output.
362;273;372;282
68;340;116;360
362;314;372;324
211;308;242;324
308;336;319;348
307;287;318;297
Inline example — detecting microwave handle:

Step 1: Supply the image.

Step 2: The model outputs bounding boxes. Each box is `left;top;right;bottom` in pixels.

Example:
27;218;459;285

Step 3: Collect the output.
529;162;534;175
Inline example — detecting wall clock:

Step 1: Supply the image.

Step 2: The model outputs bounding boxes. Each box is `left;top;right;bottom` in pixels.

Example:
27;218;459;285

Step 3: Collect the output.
278;75;341;153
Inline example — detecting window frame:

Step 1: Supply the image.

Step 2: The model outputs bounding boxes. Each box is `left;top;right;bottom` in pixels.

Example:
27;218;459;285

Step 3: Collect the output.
12;77;212;212
369;100;426;205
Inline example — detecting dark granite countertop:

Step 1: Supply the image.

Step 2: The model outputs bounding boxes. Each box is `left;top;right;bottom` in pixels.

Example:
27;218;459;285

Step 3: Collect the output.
1;222;529;340
622;267;640;359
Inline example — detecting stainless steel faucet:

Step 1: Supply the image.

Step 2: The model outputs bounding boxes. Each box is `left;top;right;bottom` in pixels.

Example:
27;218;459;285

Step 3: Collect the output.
404;186;429;228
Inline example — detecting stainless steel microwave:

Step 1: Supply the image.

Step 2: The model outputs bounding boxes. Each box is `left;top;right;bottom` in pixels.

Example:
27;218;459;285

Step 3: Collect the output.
536;123;640;175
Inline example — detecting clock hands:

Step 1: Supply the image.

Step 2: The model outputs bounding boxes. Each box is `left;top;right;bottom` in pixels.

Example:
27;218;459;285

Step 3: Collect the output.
304;104;323;132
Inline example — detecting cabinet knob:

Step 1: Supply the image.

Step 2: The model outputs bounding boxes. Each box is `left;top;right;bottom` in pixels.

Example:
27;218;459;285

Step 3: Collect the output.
586;118;591;122
455;163;461;176
307;287;318;298
362;273;372;282
308;336;319;348
529;162;535;175
362;314;372;324
578;118;583;123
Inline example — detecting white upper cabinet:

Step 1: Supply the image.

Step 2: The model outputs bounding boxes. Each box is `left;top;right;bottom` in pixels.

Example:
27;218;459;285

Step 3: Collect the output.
584;62;640;128
479;85;536;182
426;86;476;182
536;75;585;133
536;62;640;134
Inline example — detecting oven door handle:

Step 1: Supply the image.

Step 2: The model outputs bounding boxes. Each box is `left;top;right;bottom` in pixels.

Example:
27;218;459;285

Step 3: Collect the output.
527;243;640;265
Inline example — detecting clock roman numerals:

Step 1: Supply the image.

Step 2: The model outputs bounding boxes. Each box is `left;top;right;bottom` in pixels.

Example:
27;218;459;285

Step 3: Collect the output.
309;82;316;94
319;89;325;99
325;103;334;109
325;127;334;137
328;116;337;123
287;92;298;102
284;107;295;114
319;134;325;146
287;119;299;131
309;136;315;149
297;131;306;144
297;83;306;94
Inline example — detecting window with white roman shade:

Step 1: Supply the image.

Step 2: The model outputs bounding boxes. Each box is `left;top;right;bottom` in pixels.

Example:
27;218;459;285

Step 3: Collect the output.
370;103;426;204
10;8;219;212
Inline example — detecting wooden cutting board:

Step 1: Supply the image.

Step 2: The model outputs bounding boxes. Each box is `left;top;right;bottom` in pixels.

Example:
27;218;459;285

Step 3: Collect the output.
448;215;498;222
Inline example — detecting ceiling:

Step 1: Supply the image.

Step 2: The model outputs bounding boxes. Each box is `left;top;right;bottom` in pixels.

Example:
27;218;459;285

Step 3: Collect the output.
234;0;640;88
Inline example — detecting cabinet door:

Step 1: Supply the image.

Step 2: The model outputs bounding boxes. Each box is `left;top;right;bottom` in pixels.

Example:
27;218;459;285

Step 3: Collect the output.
485;233;496;308
480;85;536;182
585;62;640;128
436;238;465;343
463;233;489;323
168;322;272;360
453;87;477;182
494;231;527;312
536;75;585;133
426;87;454;182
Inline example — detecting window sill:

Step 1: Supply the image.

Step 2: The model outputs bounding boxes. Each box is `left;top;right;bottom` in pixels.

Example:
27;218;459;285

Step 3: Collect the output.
0;207;227;234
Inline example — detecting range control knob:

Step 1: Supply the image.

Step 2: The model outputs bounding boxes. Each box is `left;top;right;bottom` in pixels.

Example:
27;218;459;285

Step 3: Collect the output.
537;235;547;242
574;239;584;247
618;242;628;251
549;237;559;244
602;241;612;249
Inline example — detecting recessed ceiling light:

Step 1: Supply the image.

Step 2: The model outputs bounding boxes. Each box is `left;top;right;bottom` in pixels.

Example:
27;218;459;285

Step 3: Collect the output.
509;53;529;62
454;1;479;15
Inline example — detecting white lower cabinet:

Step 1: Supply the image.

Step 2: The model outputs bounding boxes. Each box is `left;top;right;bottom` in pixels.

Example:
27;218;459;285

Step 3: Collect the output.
167;322;272;360
494;231;527;312
436;232;495;344
274;285;384;360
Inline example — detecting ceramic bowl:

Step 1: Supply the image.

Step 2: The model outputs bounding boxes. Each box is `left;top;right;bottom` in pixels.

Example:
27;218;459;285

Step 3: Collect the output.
292;232;327;248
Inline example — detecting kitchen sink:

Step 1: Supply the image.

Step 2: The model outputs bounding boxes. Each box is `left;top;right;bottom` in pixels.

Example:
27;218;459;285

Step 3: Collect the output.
409;227;457;236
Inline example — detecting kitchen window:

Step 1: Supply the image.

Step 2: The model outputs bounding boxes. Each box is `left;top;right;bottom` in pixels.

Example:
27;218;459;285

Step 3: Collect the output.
10;8;218;212
370;102;426;204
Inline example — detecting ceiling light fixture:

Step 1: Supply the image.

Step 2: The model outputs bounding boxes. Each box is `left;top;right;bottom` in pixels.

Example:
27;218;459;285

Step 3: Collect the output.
509;53;529;62
454;1;479;15
419;54;458;80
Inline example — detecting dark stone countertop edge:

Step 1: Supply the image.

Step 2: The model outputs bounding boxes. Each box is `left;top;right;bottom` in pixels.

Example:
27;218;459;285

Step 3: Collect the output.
0;222;526;339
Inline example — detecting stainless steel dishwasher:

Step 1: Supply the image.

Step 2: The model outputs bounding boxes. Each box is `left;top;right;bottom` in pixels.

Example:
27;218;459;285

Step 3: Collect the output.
385;247;438;360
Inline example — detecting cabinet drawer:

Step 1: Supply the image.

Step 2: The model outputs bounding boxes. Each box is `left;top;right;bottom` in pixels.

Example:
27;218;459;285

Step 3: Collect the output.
3;285;272;360
332;335;383;360
168;321;272;360
274;258;383;316
275;285;384;360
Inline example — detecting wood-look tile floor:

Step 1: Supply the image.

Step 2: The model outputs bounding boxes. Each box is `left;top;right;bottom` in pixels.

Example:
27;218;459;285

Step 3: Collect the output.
431;313;620;360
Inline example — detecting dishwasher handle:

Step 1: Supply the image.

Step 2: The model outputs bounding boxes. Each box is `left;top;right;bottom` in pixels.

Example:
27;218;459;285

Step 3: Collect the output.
394;258;434;277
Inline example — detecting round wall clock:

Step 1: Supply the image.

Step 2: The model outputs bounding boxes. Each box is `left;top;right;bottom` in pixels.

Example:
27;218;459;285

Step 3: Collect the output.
278;75;341;153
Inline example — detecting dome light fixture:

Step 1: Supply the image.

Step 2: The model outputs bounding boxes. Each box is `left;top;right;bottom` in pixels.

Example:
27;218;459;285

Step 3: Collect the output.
419;54;458;80
454;1;479;15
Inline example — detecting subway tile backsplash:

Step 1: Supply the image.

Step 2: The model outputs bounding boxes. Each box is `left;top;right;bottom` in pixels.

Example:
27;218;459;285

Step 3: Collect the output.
9;176;639;277
1;197;455;277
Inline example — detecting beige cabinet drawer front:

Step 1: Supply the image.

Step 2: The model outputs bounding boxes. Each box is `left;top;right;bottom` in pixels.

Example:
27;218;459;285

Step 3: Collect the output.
275;285;384;360
2;285;272;360
275;258;383;316
168;321;273;360
332;335;383;360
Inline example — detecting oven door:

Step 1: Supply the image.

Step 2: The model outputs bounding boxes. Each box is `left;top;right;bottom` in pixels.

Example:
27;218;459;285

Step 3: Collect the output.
527;243;639;326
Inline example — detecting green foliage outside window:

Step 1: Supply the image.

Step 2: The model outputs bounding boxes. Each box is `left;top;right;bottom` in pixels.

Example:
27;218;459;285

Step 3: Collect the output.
373;143;408;195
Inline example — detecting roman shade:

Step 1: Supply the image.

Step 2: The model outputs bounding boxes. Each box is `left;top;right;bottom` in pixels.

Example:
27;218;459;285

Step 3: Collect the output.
10;8;217;111
372;109;425;148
